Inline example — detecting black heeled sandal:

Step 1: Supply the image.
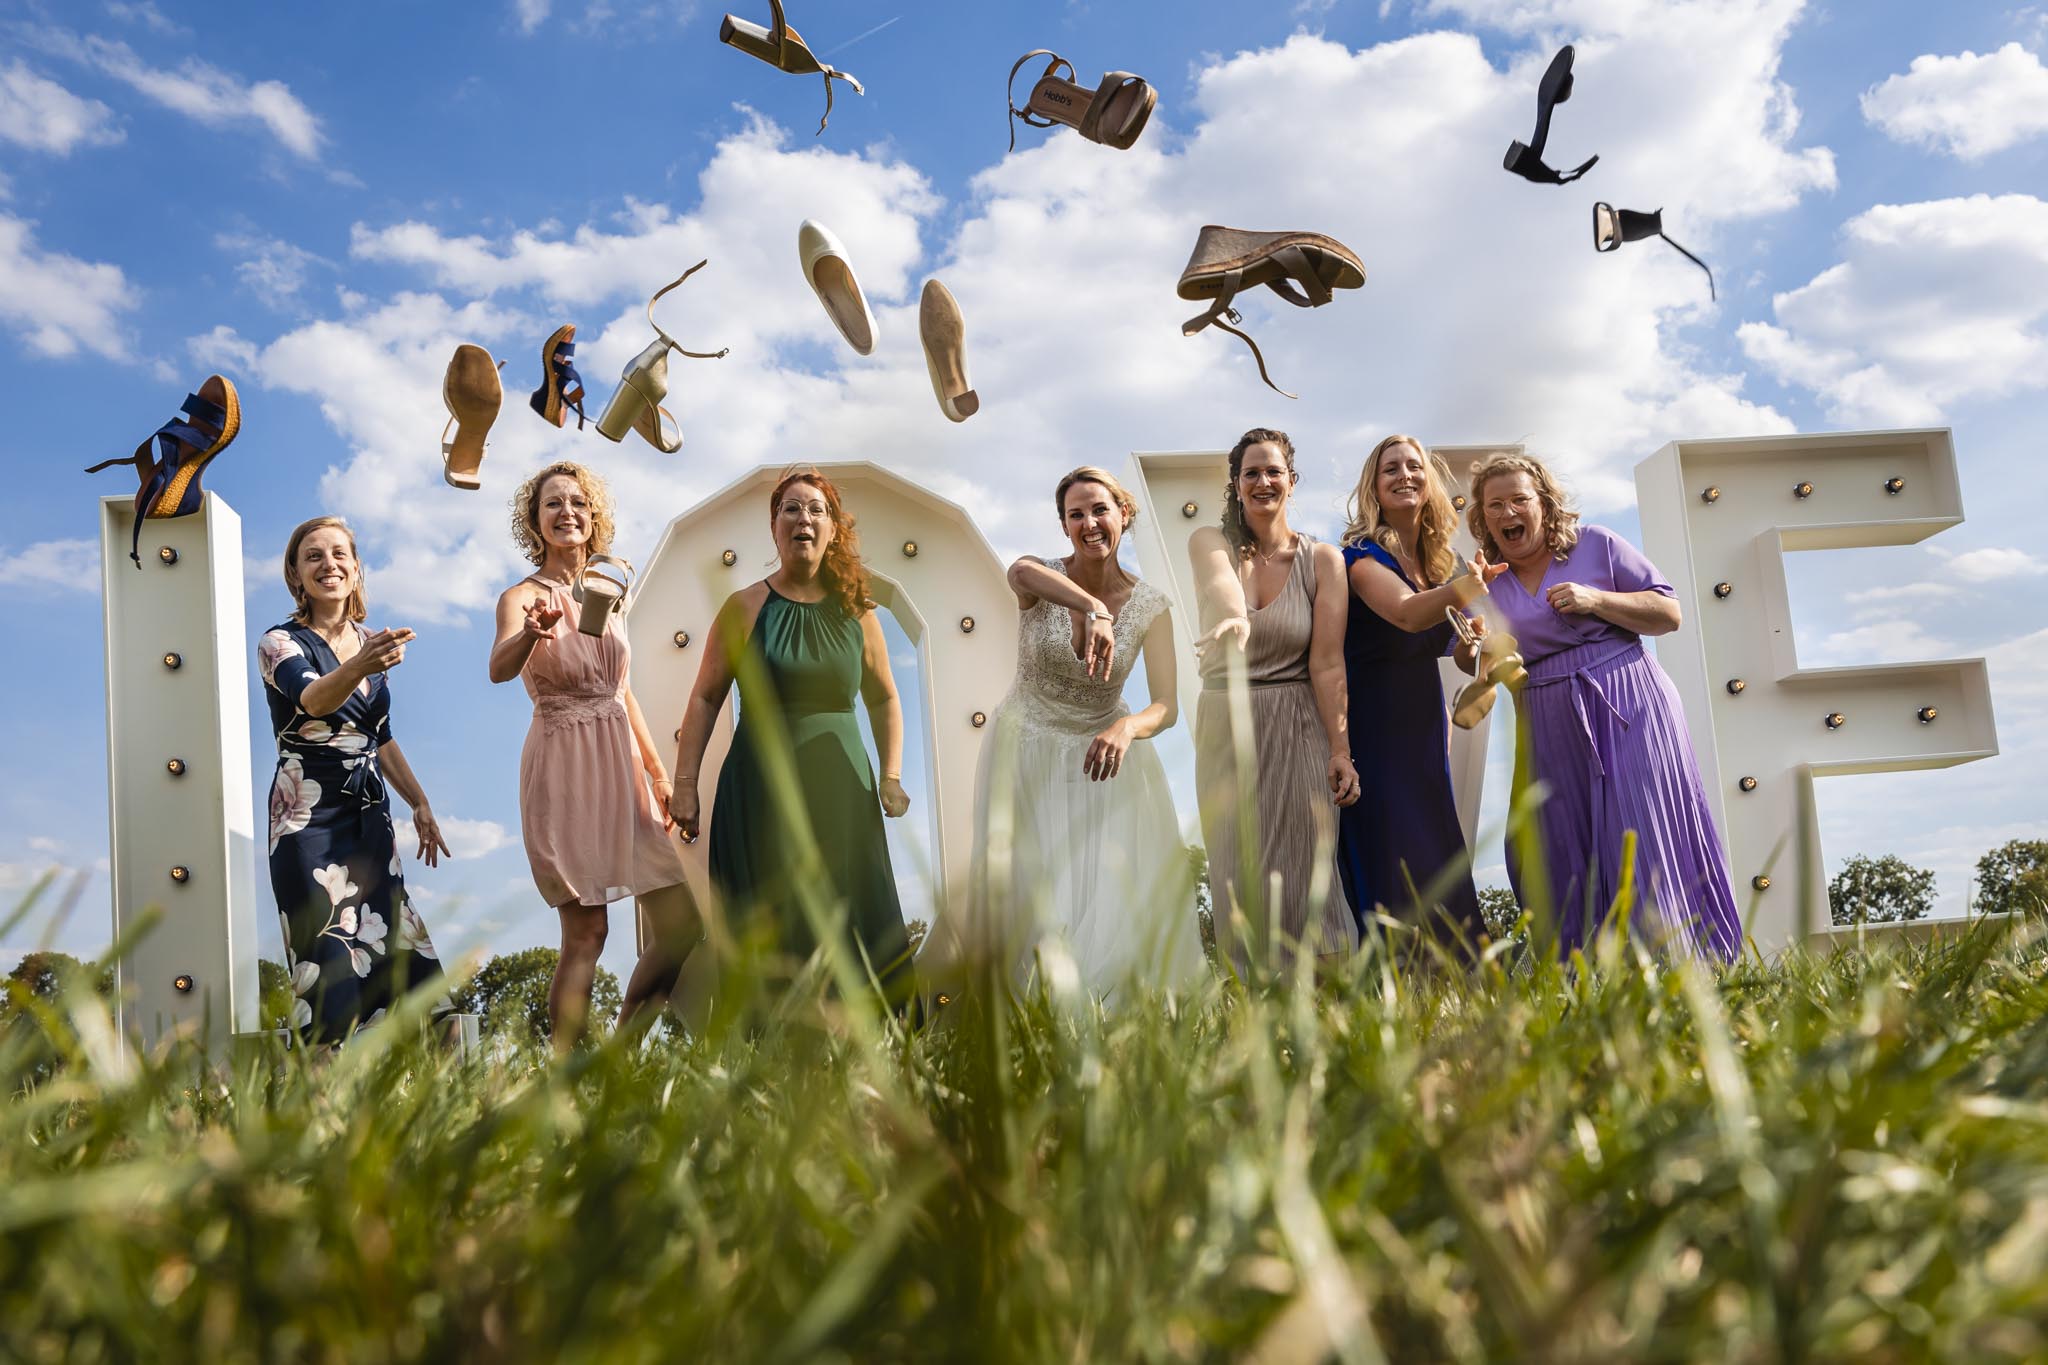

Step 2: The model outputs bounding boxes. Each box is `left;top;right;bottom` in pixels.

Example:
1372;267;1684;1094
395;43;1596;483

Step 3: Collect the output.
1504;45;1598;185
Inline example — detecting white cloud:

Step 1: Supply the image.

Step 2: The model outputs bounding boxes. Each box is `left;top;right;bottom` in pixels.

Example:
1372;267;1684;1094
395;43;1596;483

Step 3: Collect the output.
228;17;1823;622
28;29;323;160
104;1;186;36
394;816;515;861
513;0;551;33
189;323;260;373
215;231;326;310
0;538;100;594
1935;546;2048;583
1739;194;2048;425
0;60;121;154
0;212;135;360
1861;43;2048;160
1806;617;1956;667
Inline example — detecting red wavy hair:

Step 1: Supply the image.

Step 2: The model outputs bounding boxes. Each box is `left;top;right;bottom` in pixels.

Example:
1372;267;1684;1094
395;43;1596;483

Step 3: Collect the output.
769;467;872;618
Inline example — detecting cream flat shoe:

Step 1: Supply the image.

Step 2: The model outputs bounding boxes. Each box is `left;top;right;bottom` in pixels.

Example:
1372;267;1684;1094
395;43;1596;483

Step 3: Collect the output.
919;280;978;422
596;261;730;453
798;219;876;356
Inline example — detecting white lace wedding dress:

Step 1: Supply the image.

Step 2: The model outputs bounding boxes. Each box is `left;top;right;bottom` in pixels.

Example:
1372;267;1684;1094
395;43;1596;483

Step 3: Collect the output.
969;561;1203;998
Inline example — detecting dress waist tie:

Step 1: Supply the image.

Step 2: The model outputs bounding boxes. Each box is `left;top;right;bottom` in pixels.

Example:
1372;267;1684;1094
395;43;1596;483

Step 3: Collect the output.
1520;639;1639;778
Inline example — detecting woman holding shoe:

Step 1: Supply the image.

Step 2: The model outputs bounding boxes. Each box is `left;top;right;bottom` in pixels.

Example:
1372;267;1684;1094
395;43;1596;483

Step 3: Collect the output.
490;460;702;1047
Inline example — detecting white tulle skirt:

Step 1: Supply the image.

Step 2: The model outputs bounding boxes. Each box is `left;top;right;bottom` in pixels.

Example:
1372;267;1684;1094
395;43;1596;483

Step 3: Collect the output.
968;710;1204;1000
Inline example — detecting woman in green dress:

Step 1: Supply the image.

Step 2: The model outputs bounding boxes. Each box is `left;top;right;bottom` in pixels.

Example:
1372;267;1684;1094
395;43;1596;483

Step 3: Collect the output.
669;467;915;1000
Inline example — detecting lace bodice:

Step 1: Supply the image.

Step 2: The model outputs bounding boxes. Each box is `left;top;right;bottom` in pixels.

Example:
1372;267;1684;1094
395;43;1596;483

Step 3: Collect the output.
995;560;1170;738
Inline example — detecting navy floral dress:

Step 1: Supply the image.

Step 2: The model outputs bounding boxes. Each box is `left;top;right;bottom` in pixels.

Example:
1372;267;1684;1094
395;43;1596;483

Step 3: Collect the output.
258;621;445;1041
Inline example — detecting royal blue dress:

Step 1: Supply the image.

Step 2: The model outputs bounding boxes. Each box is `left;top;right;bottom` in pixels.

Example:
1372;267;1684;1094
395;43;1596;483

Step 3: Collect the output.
258;621;445;1040
1336;542;1484;949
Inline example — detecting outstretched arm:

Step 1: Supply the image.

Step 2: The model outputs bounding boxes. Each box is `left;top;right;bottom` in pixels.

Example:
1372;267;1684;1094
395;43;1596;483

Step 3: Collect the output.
1187;526;1251;657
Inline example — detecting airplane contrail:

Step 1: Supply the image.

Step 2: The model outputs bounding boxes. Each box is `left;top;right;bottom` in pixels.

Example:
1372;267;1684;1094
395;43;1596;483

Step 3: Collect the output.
826;14;901;57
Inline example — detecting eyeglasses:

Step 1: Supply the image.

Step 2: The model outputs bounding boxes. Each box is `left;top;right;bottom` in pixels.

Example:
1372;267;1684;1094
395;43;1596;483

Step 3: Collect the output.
779;500;830;519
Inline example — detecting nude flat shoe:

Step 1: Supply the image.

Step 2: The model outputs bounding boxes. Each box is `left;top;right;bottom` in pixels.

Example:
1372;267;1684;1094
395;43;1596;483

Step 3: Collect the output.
596;261;731;453
798;219;876;356
440;344;503;490
919;279;978;422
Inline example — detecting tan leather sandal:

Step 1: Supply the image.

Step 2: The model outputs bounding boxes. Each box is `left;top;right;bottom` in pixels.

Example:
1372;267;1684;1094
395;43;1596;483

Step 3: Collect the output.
719;0;864;136
1005;50;1156;151
1175;226;1365;399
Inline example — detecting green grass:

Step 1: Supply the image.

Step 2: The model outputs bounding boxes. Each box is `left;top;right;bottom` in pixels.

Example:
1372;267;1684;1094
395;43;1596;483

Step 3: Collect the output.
7;918;2048;1363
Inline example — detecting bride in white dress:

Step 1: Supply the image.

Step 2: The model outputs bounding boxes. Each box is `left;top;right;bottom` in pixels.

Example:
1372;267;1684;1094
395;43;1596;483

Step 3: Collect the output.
968;466;1202;997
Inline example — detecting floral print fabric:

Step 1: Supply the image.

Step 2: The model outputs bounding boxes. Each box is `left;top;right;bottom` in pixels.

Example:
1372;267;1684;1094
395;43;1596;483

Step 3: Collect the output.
259;621;445;1040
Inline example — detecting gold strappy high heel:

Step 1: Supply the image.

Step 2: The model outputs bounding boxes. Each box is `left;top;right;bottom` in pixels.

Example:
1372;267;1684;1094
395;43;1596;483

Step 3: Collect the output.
595;261;730;454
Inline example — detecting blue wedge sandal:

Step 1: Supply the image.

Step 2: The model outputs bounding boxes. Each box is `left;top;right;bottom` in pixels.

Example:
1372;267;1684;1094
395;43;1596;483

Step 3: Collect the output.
85;374;241;567
530;324;588;430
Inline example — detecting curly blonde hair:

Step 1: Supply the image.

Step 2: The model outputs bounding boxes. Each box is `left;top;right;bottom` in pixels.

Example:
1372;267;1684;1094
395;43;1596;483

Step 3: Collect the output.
1342;434;1461;586
1466;453;1581;563
283;516;368;625
510;461;616;567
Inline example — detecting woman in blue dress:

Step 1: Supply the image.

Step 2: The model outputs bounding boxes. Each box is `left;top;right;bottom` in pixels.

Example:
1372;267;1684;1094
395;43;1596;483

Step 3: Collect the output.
1337;435;1495;952
258;516;450;1040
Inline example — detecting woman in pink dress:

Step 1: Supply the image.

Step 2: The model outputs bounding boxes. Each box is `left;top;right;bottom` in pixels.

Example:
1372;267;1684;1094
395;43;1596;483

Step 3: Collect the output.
489;460;701;1046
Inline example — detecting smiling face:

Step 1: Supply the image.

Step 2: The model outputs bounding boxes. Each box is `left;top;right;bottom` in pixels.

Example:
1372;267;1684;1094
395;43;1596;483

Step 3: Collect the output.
1061;480;1125;564
292;526;357;611
772;480;836;568
1373;440;1429;516
535;473;593;553
1236;440;1295;520
1481;469;1547;566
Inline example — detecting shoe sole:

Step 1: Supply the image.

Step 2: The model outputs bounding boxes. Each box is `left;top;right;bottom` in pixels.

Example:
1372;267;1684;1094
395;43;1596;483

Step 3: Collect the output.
444;346;502;488
920;281;977;422
149;375;241;518
1177;230;1366;301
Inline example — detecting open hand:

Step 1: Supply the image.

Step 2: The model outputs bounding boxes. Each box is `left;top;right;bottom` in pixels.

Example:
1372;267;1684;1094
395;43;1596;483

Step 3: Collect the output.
1070;610;1116;681
360;627;415;674
879;776;911;818
411;804;450;867
522;596;563;641
1193;616;1250;659
1547;581;1604;616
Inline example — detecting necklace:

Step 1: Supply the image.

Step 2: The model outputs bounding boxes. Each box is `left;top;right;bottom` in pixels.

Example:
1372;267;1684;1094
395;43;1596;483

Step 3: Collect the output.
1250;532;1292;564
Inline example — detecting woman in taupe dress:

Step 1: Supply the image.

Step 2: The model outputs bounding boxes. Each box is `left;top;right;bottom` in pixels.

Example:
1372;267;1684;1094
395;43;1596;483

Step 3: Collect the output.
1188;428;1359;973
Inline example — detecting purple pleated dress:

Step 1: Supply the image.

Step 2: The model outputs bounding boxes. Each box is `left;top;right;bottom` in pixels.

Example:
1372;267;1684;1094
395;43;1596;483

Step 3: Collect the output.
1484;525;1740;961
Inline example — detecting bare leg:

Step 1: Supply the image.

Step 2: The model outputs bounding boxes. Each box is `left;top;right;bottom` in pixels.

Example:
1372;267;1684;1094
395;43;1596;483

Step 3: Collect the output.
551;903;609;1052
618;881;704;1031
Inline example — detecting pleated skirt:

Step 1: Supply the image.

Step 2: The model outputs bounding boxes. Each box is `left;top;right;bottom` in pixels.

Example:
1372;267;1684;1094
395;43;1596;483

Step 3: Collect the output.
1510;639;1741;961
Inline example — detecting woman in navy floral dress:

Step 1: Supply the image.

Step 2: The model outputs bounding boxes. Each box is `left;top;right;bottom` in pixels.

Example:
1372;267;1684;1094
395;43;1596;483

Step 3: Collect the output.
259;516;449;1041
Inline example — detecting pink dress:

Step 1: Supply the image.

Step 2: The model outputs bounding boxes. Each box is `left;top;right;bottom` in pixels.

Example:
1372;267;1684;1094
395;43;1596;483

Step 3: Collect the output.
517;575;688;907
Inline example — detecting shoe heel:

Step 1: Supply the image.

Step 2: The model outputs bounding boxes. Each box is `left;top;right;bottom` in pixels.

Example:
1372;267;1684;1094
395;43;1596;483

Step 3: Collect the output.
596;383;645;443
720;14;779;61
576;584;619;637
597;342;671;444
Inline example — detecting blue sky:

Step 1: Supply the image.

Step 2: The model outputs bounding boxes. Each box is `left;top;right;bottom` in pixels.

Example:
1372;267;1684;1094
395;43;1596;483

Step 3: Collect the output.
4;0;2046;981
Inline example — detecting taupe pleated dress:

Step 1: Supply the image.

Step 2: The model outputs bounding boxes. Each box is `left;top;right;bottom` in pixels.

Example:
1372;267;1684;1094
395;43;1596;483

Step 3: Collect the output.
1195;533;1358;970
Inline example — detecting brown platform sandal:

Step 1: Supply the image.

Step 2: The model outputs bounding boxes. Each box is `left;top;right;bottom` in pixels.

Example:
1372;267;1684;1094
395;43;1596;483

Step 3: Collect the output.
1175;226;1365;399
1005;50;1156;151
719;0;864;135
441;344;504;490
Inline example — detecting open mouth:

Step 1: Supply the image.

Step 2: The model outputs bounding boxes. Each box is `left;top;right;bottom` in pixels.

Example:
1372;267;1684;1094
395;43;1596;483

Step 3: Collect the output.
1500;524;1529;546
792;531;816;544
1081;531;1108;547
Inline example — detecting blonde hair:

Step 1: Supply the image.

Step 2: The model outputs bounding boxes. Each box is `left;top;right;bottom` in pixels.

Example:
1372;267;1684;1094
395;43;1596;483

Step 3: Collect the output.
510;461;616;568
1055;465;1139;528
283;517;368;625
1467;453;1581;562
1341;434;1460;586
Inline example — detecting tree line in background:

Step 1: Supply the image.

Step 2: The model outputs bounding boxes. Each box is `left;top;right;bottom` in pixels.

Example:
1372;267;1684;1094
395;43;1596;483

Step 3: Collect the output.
6;841;2043;1039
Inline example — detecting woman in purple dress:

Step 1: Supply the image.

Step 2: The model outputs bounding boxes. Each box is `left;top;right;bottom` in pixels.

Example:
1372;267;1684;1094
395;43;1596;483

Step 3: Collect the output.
1337;435;1488;952
1468;453;1740;961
